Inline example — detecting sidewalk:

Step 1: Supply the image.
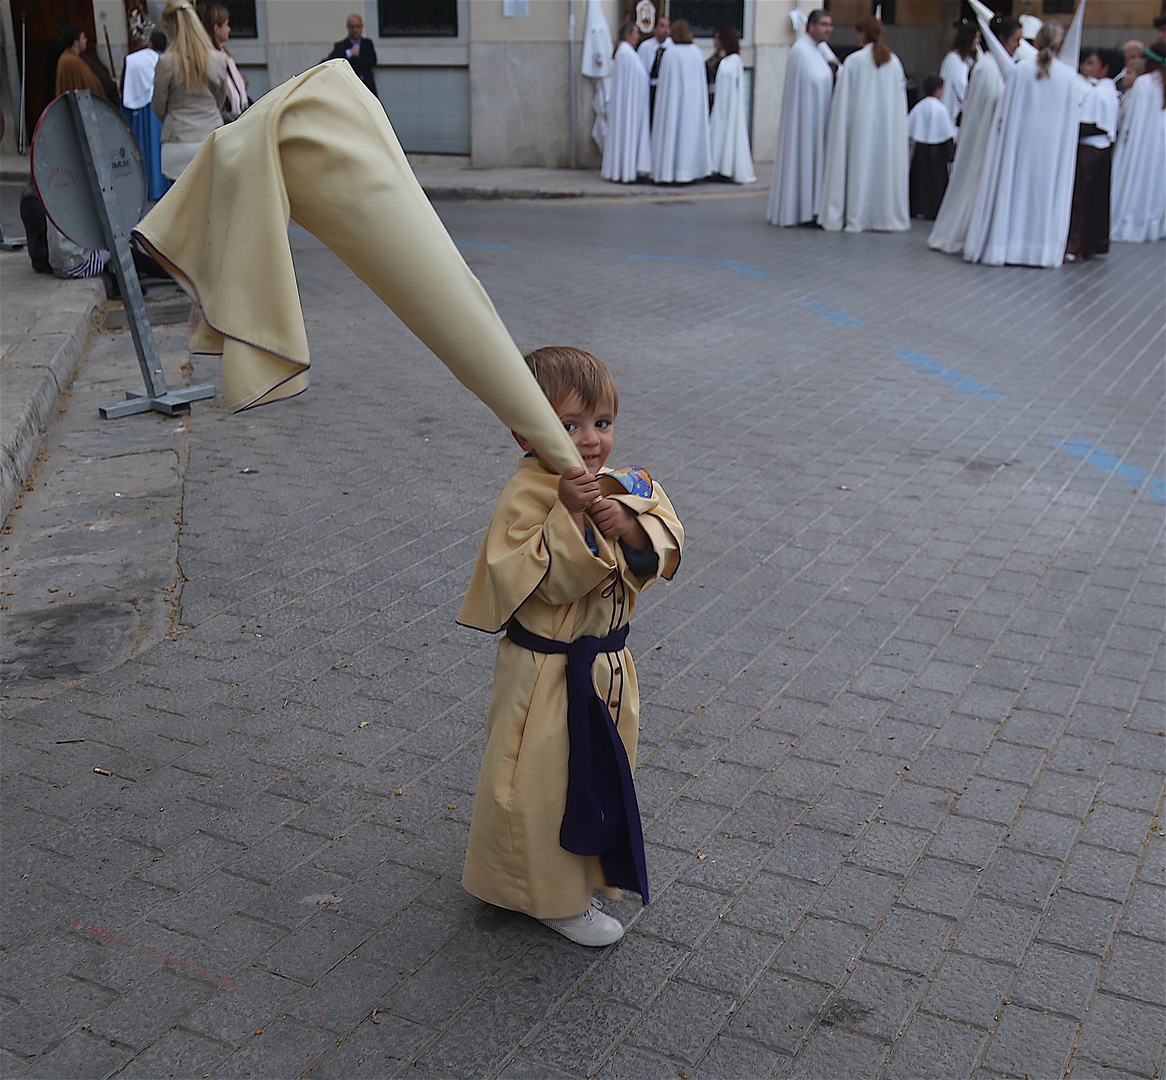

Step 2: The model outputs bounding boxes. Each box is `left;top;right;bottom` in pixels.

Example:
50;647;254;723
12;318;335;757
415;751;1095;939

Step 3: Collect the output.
0;157;769;527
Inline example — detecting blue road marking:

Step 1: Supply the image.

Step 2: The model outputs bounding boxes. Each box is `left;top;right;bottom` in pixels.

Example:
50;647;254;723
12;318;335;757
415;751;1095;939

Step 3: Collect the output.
891;349;1003;400
1052;438;1166;504
629;254;769;278
797;300;861;327
455;241;509;250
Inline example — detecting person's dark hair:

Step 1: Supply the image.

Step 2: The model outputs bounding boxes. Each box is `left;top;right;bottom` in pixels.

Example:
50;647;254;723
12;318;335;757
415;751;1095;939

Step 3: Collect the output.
855;15;891;67
716;25;740;55
671;19;694;45
806;9;830;27
523;347;619;415
990;15;1020;44
150;30;168;52
1079;44;1099;65
197;2;229;50
922;73;944;97
616;20;636;45
951;21;977;59
60;26;85;47
1153;13;1166;31
1098;47;1123;79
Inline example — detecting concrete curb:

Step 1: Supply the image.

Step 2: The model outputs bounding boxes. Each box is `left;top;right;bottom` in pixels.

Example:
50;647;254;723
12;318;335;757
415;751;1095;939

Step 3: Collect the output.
1;278;106;525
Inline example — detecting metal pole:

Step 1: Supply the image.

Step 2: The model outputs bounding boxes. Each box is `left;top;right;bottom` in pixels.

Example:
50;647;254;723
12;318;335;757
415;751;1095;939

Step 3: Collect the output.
18;14;26;154
567;0;577;169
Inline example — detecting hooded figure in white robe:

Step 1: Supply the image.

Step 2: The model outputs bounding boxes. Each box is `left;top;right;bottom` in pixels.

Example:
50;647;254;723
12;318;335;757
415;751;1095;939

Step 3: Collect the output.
650;28;710;184
928;14;1018;254
1110;65;1166;242
602;34;651;183
964;7;1084;268
818;17;909;233
708;51;756;183
767;25;835;225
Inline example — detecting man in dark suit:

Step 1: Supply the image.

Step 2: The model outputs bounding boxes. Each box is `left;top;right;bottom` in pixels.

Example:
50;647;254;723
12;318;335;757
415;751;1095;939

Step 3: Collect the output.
325;13;377;95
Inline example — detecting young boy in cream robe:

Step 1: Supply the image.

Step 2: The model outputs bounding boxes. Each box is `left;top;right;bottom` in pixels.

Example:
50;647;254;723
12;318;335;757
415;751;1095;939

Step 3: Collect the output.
458;347;683;947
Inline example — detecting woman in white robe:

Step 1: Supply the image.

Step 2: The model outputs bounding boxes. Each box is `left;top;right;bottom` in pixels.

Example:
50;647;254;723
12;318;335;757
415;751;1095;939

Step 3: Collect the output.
650;19;710;184
818;16;909;233
767;18;836;226
1110;46;1166;243
929;16;1021;254
708;27;756;184
964;20;1081;267
940;22;980;123
602;24;651;184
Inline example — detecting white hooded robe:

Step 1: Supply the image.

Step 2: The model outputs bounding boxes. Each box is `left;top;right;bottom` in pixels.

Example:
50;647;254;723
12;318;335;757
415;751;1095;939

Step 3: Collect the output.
650;42;711;183
963;52;1080;267
818;43;910;232
767;32;835;225
1110;70;1166;242
708;53;756;183
602;40;652;183
928;56;1005;253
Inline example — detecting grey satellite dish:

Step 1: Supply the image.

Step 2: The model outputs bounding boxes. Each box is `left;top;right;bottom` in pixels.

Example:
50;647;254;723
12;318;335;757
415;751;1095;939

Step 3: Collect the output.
29;91;212;420
32;92;146;250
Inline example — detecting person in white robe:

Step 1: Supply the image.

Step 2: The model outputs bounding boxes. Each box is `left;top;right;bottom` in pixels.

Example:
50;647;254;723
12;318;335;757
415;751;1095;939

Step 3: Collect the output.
939;22;980;123
1110;42;1166;242
649;19;710;184
122;33;168;201
767;9;836;226
602;22;651;184
637;14;672;119
818;16;909;233
708;26;755;183
963;9;1085;268
928;15;1021;254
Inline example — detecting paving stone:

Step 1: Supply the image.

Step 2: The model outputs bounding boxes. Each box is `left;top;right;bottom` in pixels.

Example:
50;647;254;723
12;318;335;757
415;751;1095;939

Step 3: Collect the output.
2;975;116;1057
578;934;686;1009
1063;844;1140;902
773;917;867;985
524;993;639;1075
1072;993;1166;1078
981;849;1064;910
259;910;371;985
898;859;983;919
183;968;303;1047
982;1004;1078;1079
207;1017;335;1078
693;1034;792;1080
811;865;900;929
883;1013;989;1080
724;872;820;940
1038;888;1122;957
1121;883;1166;942
921;953;1014;1029
626;981;735;1064
417;1000;535;1077
729;971;832;1056
951;899;1040;965
847;820;932;876
304;1013;435;1078
1006;808;1080;861
484;940;591;1017
822;961;926;1041
1012;943;1100;1019
784;1026;889;1079
19;1029;132;1080
863;906;955;974
633;883;731;948
930;817;1007;869
681;922;781;997
119;1030;232;1079
1101;934;1166;1007
770;827;856;886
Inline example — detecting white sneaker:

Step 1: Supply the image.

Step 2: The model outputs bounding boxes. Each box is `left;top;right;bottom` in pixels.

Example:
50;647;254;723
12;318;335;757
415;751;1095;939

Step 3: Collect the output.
539;898;624;947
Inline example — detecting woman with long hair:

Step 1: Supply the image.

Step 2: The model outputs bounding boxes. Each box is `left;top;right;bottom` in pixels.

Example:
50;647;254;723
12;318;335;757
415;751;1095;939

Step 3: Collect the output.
152;0;228;181
964;18;1082;266
198;3;249;122
818;15;909;232
940;20;981;122
708;25;756;183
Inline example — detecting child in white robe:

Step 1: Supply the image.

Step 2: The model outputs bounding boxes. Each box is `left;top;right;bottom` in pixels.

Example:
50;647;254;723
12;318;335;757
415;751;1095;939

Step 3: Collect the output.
459;348;683;947
908;75;957;220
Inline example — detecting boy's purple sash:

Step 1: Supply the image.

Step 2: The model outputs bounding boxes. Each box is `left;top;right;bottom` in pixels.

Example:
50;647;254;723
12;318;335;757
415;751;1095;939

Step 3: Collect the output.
505;619;649;905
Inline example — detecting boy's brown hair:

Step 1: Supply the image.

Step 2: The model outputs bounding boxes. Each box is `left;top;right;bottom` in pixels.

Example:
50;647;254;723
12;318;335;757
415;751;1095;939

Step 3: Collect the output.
523;347;619;415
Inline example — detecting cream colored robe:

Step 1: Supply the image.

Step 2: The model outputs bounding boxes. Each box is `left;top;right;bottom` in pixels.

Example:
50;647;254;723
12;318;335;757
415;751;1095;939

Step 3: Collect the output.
459;458;683;919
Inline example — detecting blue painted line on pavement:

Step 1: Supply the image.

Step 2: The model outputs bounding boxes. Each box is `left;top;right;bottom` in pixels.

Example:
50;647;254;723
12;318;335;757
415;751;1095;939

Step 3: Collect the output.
455;241;509;250
797;300;861;327
629;253;769;278
891;349;1003;400
1051;438;1166;504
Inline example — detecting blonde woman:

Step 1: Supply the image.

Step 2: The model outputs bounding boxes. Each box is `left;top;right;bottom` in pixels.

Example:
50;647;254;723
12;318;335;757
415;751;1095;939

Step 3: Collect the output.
153;0;227;180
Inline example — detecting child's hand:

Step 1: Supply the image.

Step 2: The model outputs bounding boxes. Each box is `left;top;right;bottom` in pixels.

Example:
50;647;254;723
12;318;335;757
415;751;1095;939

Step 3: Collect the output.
558;467;600;513
590;498;649;550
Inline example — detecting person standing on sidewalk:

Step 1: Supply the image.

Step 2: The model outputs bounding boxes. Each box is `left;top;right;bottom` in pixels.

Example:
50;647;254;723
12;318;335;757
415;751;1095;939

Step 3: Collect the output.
459;347;683;946
325;14;378;95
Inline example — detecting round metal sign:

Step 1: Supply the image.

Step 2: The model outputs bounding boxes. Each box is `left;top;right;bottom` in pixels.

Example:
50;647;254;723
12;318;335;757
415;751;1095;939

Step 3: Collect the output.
31;92;146;250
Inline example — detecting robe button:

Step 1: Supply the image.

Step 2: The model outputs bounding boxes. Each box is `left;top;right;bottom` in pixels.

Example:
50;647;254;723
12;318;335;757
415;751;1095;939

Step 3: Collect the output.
610;700;621;709
613;666;621;675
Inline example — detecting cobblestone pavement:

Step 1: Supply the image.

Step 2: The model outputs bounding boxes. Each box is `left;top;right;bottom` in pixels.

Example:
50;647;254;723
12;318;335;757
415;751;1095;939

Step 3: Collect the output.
2;192;1164;1080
